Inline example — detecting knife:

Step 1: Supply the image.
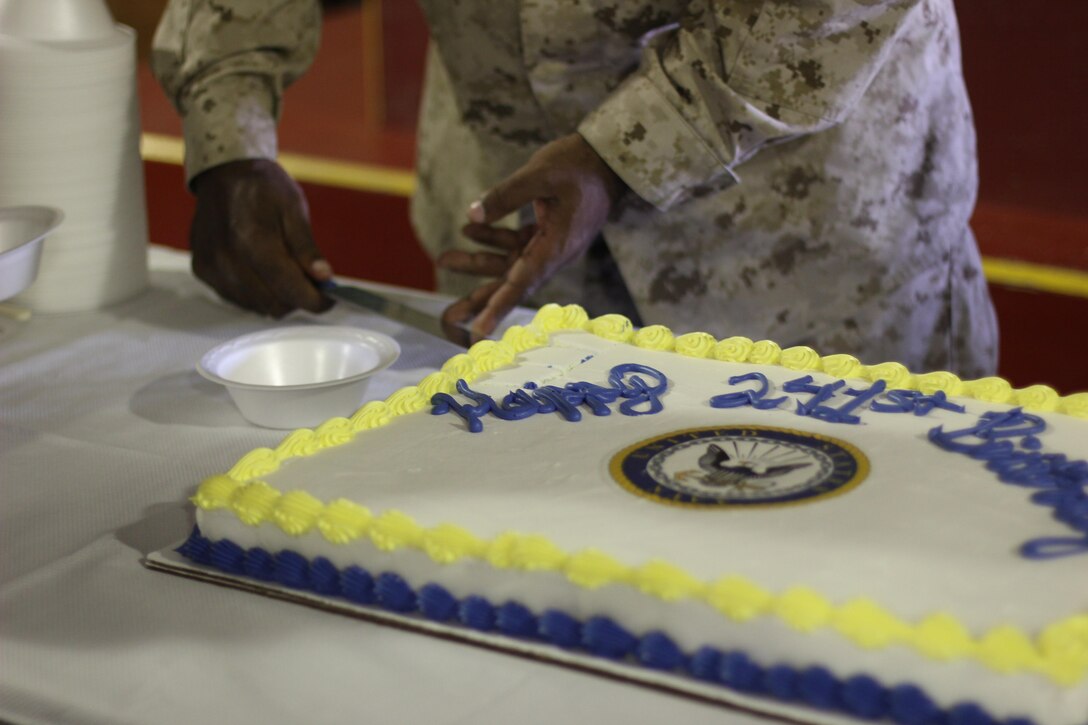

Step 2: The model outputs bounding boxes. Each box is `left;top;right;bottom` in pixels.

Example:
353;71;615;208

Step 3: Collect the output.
321;280;473;346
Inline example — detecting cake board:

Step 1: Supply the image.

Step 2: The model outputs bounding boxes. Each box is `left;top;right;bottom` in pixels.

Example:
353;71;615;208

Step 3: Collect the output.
145;546;852;725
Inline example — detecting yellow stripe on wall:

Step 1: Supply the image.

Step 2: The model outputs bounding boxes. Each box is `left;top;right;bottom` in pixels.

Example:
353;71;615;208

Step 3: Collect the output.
982;257;1088;300
139;133;184;165
278;152;415;197
139;133;415;197
140;132;1088;300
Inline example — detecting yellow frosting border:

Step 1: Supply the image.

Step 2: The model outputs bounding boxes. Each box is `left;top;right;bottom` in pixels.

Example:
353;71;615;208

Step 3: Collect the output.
196;303;1088;686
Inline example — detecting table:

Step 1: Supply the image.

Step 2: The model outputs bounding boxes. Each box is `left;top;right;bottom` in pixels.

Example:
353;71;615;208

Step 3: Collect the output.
0;247;768;724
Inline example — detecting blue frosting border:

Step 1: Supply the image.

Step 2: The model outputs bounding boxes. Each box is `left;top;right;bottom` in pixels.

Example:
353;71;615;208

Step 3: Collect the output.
177;526;1037;725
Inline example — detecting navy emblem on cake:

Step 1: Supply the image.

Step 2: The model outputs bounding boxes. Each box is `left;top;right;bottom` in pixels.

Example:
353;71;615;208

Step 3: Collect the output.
610;426;868;507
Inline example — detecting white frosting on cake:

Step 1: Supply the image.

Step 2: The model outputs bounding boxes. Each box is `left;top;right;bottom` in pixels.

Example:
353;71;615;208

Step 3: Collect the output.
194;330;1088;725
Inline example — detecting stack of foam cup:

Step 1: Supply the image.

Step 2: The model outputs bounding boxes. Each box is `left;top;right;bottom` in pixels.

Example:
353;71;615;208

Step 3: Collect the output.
0;0;148;312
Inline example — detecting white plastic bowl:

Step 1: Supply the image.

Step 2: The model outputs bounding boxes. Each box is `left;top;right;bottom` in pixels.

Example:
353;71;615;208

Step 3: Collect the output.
197;326;400;429
0;205;63;300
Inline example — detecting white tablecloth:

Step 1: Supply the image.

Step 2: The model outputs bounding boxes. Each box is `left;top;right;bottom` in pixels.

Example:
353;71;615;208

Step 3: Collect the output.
0;247;767;725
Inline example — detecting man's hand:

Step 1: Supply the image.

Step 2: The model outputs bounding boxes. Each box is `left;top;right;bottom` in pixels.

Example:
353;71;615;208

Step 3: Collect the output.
437;133;625;340
189;159;333;317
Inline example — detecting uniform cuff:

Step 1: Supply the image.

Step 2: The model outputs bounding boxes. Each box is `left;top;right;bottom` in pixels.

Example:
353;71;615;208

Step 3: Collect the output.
577;73;738;212
180;74;279;186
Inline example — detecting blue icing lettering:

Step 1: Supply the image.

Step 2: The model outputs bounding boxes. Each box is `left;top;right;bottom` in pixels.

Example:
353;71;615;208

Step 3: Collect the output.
494;389;542;421
608;363;667;396
432;363;668;431
566;381;619;416
709;374;962;425
531;385;585;421
784;375;886;424
929;408;1088;559
789;378;846;417
430;380;491;433
807;380;888;424
871;389;965;416
610;364;668;415
709;373;787;410
1022;537;1088;559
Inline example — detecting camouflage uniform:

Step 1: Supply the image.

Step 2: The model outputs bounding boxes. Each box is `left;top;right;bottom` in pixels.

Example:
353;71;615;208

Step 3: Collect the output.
152;0;998;376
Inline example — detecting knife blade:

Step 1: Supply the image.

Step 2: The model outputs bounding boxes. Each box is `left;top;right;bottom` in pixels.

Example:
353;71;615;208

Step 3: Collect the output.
322;281;472;346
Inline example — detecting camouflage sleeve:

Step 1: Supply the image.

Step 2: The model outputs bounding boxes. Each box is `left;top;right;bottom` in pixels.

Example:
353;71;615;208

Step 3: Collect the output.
150;0;321;185
578;0;922;211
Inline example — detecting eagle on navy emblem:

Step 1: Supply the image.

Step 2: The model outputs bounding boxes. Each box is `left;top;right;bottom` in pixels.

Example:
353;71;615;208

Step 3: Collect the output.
677;443;812;491
611;426;868;508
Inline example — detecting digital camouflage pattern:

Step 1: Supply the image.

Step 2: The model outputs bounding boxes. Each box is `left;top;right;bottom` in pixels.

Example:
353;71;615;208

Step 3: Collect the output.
152;0;998;376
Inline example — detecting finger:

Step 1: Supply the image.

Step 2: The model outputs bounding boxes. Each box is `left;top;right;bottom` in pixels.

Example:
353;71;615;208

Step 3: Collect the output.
441;277;504;343
459;223;532;251
503;222;566;294
436;249;512;277
470;280;524;340
474;267;537;339
440;298;473;348
518;224;537;245
441;279;503;345
310;258;333;282
471;255;541;338
470;163;552;224
441;280;502;327
471;232;562;336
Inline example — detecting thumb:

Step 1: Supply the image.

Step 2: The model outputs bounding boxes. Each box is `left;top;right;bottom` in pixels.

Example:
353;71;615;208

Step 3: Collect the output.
469;161;552;224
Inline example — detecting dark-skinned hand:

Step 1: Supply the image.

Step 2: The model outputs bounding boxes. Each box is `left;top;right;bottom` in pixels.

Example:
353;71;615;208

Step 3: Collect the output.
189;158;333;317
437;133;625;343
